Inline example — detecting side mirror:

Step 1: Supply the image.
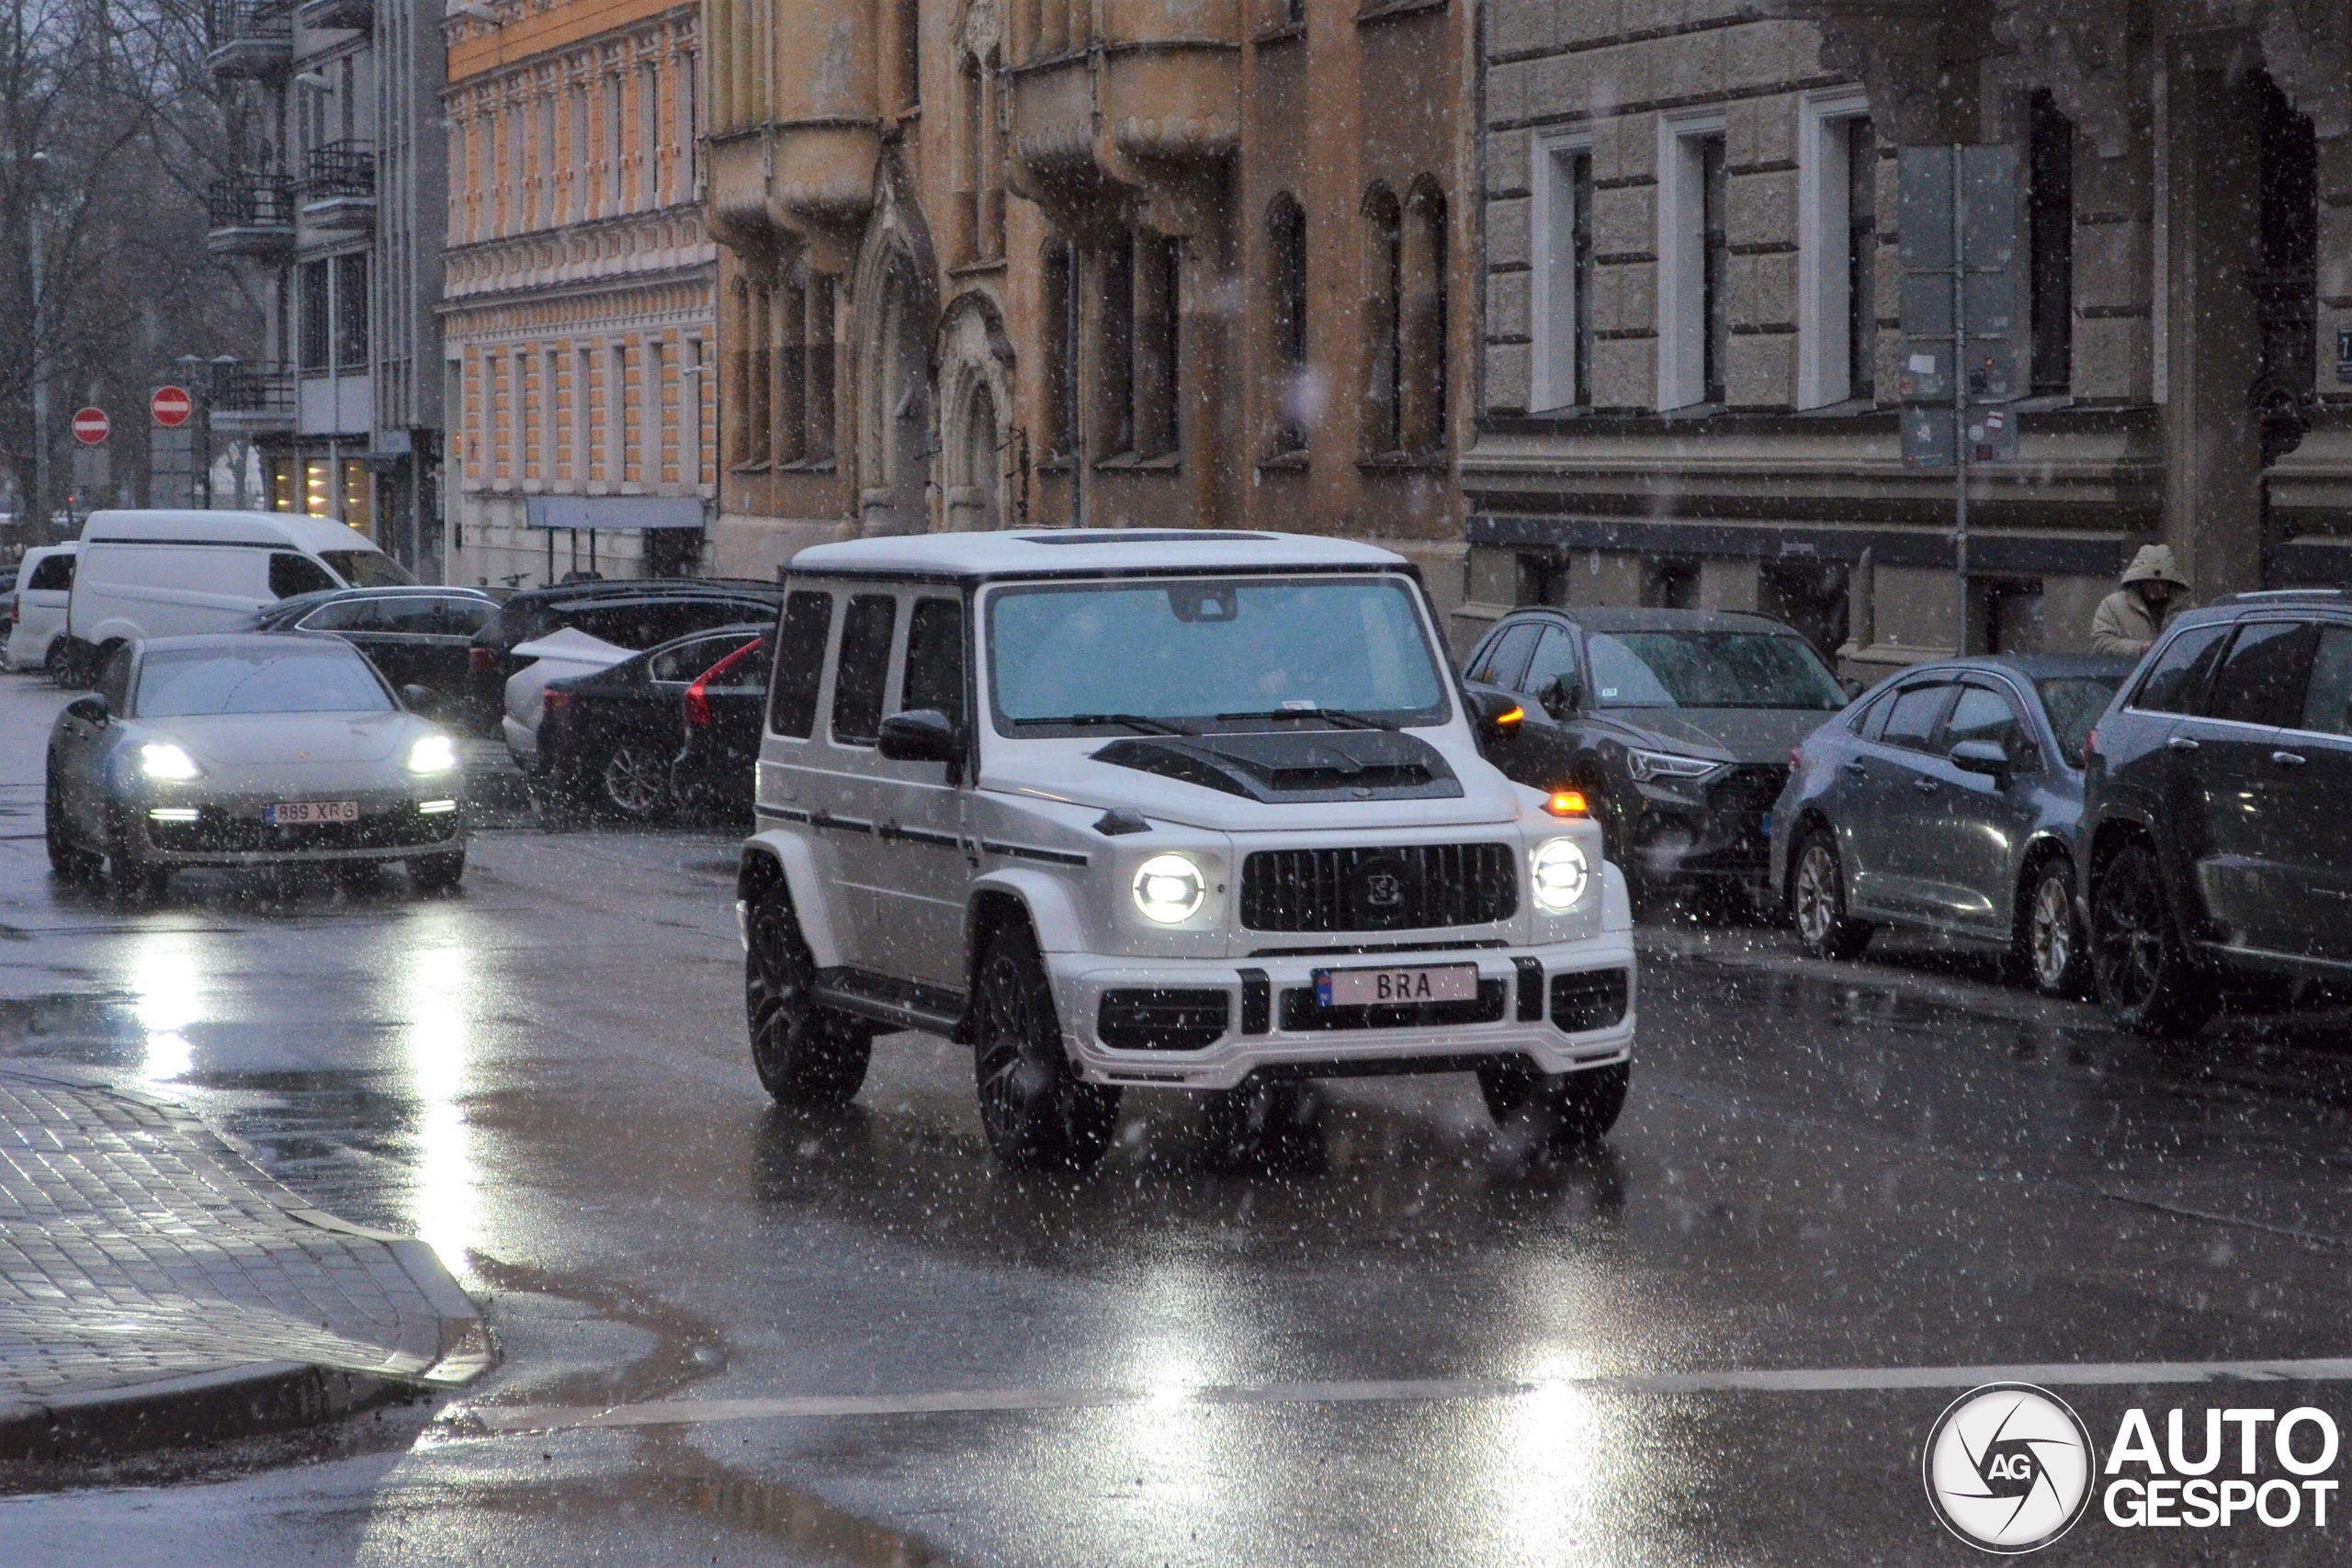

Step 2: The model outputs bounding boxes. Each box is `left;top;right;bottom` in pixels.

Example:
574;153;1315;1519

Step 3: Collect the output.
1538;674;1581;718
1949;739;2011;783
65;694;108;727
877;708;966;766
401;683;439;715
1841;675;1866;700
1468;688;1525;745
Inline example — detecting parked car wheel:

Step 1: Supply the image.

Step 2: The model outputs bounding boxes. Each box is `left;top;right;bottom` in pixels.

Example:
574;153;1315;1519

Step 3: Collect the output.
2090;841;2217;1037
44;790;99;885
1476;1057;1629;1152
2018;856;2089;998
972;921;1118;1170
411;851;466;894
744;884;871;1107
41;638;73;684
599;740;672;820
1789;829;1872;960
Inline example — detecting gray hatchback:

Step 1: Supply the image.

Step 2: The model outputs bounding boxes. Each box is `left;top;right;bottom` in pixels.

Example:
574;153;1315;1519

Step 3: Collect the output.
1770;655;2132;993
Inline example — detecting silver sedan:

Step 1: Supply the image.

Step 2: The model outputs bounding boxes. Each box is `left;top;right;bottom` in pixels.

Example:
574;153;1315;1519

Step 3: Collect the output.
44;633;468;897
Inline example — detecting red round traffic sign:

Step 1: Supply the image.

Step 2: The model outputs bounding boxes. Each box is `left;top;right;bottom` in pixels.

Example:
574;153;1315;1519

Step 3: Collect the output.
71;407;109;446
151;386;193;428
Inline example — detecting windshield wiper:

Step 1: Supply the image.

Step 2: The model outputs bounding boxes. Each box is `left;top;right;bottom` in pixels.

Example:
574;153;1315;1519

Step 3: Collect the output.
1215;706;1398;732
1057;713;1195;737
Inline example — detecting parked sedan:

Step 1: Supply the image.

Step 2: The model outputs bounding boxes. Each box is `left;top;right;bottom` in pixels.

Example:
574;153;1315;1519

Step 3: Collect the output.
667;632;769;816
44;634;468;897
1464;606;1853;908
245;586;500;705
1770;654;2132;992
537;624;769;819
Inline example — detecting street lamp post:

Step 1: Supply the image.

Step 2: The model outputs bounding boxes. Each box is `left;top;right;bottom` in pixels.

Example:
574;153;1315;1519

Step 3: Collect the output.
26;150;51;541
176;353;211;508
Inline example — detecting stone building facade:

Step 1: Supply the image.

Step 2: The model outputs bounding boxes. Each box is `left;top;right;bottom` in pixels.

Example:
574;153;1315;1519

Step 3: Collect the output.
440;0;717;589
700;0;1477;602
1464;0;2352;669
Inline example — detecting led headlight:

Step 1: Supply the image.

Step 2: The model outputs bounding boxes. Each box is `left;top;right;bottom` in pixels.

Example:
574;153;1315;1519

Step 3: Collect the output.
1627;747;1724;784
1531;837;1590;914
139;742;201;781
1131;853;1206;924
406;734;459;774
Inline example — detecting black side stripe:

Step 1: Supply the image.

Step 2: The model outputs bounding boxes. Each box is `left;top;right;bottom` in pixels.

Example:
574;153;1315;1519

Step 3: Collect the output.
752;807;1087;867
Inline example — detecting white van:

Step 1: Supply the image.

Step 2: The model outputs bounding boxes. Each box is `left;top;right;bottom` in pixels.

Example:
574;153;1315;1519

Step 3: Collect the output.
4;541;77;674
64;511;411;671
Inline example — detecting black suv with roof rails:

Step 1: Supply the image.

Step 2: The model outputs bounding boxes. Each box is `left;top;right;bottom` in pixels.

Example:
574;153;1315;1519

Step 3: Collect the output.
460;578;784;735
2079;588;2352;1034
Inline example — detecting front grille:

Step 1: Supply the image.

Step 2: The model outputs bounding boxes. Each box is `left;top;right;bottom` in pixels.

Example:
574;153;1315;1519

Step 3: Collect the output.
1550;968;1630;1033
1098;988;1229;1051
1277;980;1509;1032
147;805;458;853
1240;843;1517;932
1711;764;1789;814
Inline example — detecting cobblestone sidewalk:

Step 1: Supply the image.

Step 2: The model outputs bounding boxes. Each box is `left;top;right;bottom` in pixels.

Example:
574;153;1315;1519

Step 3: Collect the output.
0;1063;489;1462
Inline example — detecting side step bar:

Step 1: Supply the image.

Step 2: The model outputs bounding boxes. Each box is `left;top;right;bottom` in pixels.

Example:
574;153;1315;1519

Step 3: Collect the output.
811;967;967;1038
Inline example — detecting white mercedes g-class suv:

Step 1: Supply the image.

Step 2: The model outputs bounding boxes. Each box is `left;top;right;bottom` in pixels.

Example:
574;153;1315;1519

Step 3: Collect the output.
734;530;1637;1169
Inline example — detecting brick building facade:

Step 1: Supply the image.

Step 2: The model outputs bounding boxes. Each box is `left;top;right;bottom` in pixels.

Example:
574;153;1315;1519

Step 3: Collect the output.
440;0;716;588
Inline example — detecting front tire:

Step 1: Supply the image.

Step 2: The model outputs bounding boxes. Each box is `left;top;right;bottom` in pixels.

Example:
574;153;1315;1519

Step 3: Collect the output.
44;789;99;884
744;886;872;1107
972;922;1118;1170
2018;856;2089;998
1790;829;1872;960
2090;842;2216;1037
1476;1058;1629;1152
411;850;466;893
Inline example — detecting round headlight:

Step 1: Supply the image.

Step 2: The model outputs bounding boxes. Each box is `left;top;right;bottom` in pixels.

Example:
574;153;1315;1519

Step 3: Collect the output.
139;742;201;781
1531;837;1590;914
1131;853;1206;924
406;734;458;774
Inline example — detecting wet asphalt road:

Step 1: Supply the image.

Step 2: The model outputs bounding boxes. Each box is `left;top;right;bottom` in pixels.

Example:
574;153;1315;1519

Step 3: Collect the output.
6;668;2352;1564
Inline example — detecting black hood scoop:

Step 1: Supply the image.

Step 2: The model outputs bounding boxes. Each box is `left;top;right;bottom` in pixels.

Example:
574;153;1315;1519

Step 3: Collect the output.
1091;730;1464;803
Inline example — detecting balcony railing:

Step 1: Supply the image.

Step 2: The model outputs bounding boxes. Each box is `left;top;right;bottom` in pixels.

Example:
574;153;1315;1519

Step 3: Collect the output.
301;140;377;229
206;363;296;429
295;0;371;28
205;0;293;78
206;173;297;256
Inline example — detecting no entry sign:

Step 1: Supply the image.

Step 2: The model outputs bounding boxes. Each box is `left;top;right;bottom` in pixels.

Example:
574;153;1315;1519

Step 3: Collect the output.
151;386;194;428
71;407;109;446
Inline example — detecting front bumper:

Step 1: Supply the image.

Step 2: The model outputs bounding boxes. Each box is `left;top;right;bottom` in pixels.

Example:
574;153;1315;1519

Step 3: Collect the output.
133;797;465;868
1048;935;1637;1091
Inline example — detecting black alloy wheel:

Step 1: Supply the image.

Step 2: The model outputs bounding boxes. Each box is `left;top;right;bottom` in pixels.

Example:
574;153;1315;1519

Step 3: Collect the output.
599;740;672;820
1476;1057;1630;1153
972;921;1119;1171
2090;842;2217;1038
2018;856;2089;998
44;787;99;884
1790;829;1872;960
744;886;872;1108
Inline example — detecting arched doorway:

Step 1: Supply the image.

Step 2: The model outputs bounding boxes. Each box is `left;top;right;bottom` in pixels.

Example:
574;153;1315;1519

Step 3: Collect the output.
860;254;933;535
950;380;1001;531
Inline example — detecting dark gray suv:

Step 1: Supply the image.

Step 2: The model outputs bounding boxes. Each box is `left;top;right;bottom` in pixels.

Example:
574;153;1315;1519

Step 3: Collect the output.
2079;589;2352;1034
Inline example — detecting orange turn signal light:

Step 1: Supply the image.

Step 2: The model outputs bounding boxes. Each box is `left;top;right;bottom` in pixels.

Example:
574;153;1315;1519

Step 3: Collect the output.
1495;705;1524;728
1544;789;1589;818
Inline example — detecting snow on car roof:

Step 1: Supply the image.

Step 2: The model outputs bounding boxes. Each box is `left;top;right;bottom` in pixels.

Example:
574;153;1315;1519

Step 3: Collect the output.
788;529;1408;581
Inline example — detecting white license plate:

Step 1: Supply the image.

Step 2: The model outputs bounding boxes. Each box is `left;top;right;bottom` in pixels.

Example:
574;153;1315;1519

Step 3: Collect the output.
1315;963;1478;1008
266;800;359;826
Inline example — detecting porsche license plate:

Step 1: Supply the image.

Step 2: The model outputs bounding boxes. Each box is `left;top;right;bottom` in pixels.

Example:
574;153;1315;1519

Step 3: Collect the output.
266;800;359;826
1315;963;1478;1008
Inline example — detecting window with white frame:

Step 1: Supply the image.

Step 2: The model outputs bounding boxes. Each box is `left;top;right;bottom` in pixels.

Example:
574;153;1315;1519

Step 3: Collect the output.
1531;133;1594;412
1799;92;1876;410
1657;114;1728;411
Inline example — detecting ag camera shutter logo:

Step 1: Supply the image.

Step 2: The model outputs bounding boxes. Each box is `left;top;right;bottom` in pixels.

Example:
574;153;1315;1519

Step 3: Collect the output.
1923;1383;2097;1553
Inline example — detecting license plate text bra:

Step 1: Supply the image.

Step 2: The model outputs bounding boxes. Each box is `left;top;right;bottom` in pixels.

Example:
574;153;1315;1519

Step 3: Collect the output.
1314;963;1479;1008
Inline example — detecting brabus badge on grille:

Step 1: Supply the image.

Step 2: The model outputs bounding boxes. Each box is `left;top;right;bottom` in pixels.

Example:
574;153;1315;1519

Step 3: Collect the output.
1364;872;1404;908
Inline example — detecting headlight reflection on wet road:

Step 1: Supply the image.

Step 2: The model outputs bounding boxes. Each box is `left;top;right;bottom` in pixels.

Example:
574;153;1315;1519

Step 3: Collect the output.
130;930;204;1084
399;935;482;1282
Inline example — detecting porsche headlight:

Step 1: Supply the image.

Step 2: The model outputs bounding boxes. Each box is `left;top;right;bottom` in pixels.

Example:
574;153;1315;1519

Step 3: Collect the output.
139;742;201;781
1531;837;1590;914
406;734;459;774
1131;853;1206;924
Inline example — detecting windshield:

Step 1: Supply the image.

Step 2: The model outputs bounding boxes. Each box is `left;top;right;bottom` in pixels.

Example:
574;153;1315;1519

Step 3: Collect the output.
2036;676;2121;768
1586;631;1848;711
136;645;393;716
987;576;1449;733
321;549;416;589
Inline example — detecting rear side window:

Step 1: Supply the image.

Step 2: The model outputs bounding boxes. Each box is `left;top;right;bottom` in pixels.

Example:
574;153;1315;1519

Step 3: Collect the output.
1466;623;1539;688
767;592;833;739
1877;682;1953;752
301;598;388;632
2299;626;2352;737
2130;624;2230;714
650;636;744;683
2202;621;2316;728
28;555;74;592
900;598;967;727
269;553;338;598
831;595;898;746
441;597;496;636
1943;684;2031;764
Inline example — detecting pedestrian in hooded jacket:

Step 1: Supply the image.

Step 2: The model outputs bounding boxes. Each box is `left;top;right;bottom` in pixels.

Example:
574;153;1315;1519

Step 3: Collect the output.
2090;544;2191;657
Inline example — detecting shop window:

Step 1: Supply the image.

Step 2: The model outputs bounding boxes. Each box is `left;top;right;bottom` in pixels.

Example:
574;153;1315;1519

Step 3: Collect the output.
1761;558;1853;661
1642;557;1700;610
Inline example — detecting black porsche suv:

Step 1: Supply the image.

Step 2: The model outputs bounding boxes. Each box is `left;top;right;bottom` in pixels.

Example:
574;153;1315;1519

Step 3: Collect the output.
2079;589;2352;1034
